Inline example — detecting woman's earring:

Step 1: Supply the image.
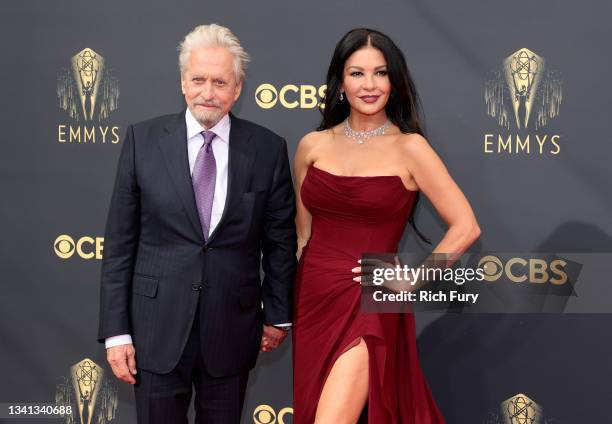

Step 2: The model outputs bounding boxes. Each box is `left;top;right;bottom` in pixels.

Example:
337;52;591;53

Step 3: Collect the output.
340;91;344;101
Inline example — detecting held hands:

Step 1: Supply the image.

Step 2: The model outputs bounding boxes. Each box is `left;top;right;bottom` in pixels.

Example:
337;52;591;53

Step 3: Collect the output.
106;326;286;383
260;325;288;352
106;344;137;385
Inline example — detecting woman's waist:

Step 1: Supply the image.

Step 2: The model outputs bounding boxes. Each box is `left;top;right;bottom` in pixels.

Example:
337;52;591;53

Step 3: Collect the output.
305;235;399;256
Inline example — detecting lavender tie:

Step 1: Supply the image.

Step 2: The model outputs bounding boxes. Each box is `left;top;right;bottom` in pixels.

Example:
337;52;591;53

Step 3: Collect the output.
192;130;217;240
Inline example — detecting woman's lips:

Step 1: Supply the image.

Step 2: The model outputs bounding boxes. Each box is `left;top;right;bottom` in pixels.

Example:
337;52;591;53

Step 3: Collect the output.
360;95;380;103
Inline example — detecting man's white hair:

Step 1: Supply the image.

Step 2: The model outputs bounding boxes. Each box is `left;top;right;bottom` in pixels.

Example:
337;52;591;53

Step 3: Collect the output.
178;24;250;83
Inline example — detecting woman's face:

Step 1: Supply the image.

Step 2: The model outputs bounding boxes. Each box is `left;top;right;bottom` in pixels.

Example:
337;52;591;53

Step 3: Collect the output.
342;46;391;117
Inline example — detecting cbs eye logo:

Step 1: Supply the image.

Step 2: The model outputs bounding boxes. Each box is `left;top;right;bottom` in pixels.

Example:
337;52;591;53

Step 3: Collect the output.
54;234;104;260
253;404;293;424
255;83;326;109
477;255;568;285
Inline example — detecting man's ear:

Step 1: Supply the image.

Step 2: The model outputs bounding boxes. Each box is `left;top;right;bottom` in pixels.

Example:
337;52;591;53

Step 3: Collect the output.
180;76;186;95
234;81;243;101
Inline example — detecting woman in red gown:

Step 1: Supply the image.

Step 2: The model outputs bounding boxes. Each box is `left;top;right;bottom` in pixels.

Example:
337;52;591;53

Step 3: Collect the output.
292;28;481;423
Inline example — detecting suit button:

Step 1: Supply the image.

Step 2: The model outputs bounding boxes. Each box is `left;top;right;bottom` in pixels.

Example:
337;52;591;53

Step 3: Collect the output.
203;246;212;252
192;283;202;291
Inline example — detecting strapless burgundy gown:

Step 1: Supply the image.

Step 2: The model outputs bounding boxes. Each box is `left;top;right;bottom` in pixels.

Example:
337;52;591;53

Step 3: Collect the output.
292;164;445;423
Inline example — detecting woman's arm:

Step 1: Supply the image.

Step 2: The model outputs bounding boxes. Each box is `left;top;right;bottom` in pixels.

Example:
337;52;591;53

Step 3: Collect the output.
402;133;481;256
293;132;317;260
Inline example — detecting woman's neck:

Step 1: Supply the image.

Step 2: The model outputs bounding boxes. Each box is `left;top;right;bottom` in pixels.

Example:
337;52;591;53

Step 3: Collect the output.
346;111;388;132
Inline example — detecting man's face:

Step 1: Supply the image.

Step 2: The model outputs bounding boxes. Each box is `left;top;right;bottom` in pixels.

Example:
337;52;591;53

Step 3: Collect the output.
181;46;242;128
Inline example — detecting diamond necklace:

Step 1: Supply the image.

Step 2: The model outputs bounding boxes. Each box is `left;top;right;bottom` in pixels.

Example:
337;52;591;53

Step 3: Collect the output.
343;118;391;144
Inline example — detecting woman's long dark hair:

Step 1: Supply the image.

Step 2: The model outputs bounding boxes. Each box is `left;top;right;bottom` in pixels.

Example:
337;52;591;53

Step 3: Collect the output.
318;28;430;244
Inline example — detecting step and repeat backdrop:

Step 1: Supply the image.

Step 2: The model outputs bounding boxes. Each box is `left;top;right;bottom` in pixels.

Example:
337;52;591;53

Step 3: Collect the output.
2;0;611;423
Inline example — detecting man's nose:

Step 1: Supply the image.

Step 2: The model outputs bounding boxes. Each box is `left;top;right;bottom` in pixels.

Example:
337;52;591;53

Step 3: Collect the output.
200;81;215;99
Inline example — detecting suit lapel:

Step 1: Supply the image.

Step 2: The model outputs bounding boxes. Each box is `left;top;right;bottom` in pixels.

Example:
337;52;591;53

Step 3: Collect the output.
156;111;205;244
207;113;254;244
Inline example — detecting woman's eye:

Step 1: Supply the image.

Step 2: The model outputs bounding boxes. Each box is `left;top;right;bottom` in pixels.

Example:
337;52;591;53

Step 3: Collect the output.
377;70;388;76
350;71;363;77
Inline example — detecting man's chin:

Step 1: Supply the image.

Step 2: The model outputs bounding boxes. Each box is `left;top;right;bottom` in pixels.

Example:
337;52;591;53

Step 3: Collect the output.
191;107;224;128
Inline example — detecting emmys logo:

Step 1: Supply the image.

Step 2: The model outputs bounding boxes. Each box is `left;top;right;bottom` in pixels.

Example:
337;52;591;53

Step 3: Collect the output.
483;48;563;155
253;404;293;424
54;234;104;260
56;48;120;145
55;358;118;424
501;393;543;424
255;83;326;109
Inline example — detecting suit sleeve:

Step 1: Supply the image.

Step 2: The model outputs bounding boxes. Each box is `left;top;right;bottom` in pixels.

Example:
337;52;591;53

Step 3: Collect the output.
261;138;297;325
97;125;140;343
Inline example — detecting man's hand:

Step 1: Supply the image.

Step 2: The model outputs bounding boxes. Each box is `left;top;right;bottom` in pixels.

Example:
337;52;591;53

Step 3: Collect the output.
260;325;288;352
107;344;137;385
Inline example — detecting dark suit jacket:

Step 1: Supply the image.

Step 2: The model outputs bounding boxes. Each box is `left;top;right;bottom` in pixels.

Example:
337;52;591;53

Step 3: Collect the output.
97;111;297;376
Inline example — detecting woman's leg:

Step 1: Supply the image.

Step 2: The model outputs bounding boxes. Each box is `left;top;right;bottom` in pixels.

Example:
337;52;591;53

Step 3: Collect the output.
314;338;369;424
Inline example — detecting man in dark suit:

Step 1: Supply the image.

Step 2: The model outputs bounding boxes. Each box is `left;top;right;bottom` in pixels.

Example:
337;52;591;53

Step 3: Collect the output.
97;24;296;423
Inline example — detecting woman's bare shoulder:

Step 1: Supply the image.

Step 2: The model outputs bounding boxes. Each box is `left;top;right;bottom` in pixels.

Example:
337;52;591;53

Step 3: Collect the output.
396;132;435;157
396;131;429;148
297;128;338;152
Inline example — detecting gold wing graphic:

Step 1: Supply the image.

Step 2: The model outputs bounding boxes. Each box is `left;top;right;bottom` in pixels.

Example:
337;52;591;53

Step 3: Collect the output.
98;71;119;121
535;70;563;130
485;71;510;130
55;376;76;424
95;377;119;423
57;68;80;121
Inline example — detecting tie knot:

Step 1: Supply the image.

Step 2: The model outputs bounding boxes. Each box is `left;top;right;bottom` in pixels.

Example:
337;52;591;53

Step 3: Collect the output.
201;130;216;147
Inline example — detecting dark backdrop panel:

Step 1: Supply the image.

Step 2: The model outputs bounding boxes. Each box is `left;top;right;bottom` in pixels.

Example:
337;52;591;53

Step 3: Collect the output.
1;1;611;422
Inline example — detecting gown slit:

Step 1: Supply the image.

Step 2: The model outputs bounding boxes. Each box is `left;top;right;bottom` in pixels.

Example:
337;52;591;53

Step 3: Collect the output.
315;335;369;421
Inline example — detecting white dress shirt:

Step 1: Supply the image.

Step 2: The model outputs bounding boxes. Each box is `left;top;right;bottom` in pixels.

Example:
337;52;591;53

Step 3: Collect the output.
186;109;230;235
105;110;288;349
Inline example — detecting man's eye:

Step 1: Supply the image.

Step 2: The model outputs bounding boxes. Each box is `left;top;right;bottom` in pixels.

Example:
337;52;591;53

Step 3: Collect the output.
215;80;226;86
